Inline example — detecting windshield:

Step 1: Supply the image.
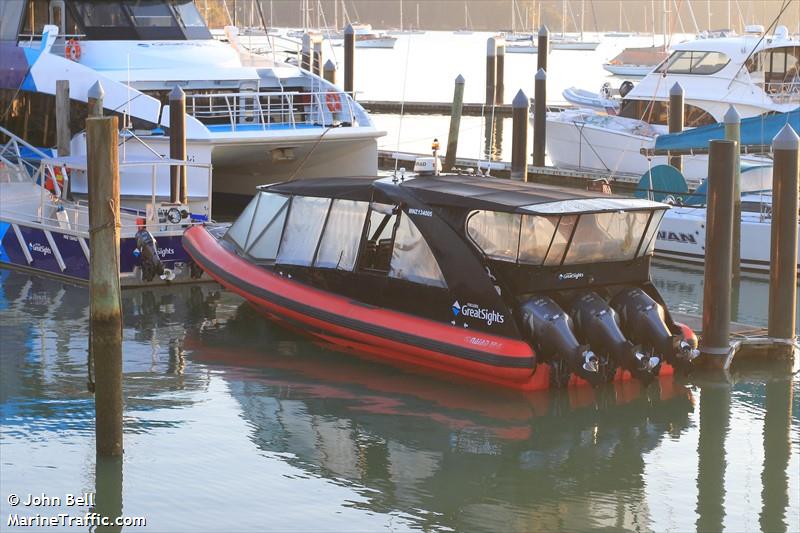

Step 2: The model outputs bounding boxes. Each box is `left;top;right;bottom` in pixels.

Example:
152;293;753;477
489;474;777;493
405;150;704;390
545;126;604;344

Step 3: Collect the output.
467;209;664;266
66;0;211;40
656;50;730;75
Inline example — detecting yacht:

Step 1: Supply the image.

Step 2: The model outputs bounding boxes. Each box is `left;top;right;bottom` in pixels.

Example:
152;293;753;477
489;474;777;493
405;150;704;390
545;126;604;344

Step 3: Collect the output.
332;24;397;49
1;0;385;204
545;28;799;182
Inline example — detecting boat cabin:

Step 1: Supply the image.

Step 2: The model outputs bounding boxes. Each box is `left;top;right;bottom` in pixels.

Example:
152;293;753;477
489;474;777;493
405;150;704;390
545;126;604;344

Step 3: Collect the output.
221;176;669;339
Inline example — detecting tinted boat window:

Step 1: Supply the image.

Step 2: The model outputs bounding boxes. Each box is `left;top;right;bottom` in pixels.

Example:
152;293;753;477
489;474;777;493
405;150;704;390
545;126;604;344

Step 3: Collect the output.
519;215;560;264
466;211;521;261
245;192;289;250
276;196;332;266
128;1;175;27
315;199;369;271
246;194;289;261
638;210;665;257
359;203;399;272
656;51;730;75
542;215;577;266
225;194;260;249
389;214;446;288
563;211;650;264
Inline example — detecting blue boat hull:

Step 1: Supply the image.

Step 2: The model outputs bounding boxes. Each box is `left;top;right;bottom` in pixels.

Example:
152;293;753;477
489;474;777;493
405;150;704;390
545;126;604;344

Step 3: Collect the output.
0;221;191;284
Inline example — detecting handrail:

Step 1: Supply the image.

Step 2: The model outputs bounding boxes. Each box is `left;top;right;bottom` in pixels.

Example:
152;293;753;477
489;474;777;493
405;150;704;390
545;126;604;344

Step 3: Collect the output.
183;89;361;131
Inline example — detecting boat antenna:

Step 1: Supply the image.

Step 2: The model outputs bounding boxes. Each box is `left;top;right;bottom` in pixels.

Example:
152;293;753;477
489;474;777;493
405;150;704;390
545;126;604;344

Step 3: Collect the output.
393;34;413;177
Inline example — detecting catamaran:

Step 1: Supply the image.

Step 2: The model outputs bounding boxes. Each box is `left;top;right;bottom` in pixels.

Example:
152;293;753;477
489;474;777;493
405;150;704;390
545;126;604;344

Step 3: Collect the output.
1;0;385;205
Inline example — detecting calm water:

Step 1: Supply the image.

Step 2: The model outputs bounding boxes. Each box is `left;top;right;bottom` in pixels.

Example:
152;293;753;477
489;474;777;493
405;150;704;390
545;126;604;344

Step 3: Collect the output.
0;265;798;532
2;31;799;533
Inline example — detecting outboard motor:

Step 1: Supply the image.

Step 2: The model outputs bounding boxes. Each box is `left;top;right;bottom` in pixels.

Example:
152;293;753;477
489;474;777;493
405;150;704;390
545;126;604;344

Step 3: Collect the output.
619;80;635;97
134;218;173;282
520;296;603;387
611;287;699;373
569;291;660;384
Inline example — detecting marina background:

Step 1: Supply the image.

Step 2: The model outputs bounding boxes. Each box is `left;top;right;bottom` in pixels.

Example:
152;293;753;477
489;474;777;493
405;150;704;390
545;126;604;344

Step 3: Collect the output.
1;6;799;532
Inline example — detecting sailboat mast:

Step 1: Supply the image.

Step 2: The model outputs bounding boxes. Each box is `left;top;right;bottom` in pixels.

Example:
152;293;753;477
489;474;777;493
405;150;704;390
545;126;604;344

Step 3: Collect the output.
580;0;585;40
416;3;420;30
399;0;403;32
561;0;566;38
663;0;668;49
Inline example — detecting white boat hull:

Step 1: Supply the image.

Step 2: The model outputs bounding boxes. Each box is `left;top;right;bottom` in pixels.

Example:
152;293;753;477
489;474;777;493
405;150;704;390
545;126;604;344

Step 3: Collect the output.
544;115;773;187
69;129;382;200
602;64;655;77
656;207;799;273
506;45;539;54
356;38;397;49
551;41;600;50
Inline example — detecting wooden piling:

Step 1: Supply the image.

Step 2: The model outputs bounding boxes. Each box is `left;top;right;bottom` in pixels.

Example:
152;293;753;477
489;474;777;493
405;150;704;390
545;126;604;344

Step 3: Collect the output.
700;139;736;362
301;33;312;71
169;86;187;205
323;59;337;85
495;37;505;105
88;81;104;118
511;89;529;181
56;80;70;157
668;82;684;171
485;37;497;106
768;124;799;341
313;34;323;77
87;116;123;457
532;68;547;168
444;75;465;172
723;105;741;278
537;25;549;73
344;24;355;96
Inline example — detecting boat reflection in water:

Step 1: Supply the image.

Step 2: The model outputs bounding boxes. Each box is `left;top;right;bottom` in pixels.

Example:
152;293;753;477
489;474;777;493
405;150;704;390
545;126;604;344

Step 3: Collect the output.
191;303;697;530
0;269;796;532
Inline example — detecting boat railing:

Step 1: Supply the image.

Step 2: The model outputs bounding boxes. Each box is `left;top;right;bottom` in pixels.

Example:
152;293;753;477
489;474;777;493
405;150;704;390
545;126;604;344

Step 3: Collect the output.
763;80;800;103
0;125;60;194
184;89;364;131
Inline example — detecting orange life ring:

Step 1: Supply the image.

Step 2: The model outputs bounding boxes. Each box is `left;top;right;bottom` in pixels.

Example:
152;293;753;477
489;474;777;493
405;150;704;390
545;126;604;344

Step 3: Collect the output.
65;39;81;61
325;92;342;113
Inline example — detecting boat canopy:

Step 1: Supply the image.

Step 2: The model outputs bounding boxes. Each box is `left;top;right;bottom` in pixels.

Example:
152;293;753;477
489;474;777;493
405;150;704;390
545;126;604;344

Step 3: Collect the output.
652;107;800;154
264;175;665;215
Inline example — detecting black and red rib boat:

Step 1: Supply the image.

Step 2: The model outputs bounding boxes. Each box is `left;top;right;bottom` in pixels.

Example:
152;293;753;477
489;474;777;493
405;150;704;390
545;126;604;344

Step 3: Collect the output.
184;174;698;390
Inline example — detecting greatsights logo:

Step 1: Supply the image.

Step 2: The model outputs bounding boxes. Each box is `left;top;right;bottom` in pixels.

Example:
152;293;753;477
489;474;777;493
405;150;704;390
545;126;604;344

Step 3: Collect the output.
452;300;505;326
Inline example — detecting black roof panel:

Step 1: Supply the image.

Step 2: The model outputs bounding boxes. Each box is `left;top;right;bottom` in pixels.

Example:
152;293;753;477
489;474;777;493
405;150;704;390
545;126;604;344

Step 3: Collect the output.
260;175;658;214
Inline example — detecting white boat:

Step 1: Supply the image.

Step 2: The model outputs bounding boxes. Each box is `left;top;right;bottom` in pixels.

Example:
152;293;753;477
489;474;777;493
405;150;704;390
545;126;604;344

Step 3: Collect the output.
551;0;599;51
562;86;619;112
1;1;385;203
656;193;798;273
506;43;539;54
0;126;212;285
602;64;655;77
544;27;799;181
332;24;397;48
551;40;600;51
544;109;774;186
604;32;634;38
602;46;669;77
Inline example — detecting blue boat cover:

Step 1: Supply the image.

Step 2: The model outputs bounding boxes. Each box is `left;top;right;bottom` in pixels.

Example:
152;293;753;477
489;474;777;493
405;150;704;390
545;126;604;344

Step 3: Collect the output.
653;107;800;151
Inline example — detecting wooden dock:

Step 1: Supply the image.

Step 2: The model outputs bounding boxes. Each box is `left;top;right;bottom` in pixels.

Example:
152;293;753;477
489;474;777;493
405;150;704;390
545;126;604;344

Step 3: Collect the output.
361;100;571;117
377;150;645;194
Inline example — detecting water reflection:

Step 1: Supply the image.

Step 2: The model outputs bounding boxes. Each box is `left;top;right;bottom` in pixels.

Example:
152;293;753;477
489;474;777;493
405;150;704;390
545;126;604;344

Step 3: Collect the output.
0;269;797;532
193;303;697;531
483;115;504;162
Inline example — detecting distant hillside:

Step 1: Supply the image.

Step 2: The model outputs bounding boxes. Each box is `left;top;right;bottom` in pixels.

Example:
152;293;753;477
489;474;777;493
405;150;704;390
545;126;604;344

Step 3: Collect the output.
195;0;799;34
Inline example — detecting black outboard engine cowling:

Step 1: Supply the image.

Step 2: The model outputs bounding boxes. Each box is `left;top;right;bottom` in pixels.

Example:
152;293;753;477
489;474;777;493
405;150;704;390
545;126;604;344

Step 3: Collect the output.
520;296;603;387
611;287;699;373
569;291;660;384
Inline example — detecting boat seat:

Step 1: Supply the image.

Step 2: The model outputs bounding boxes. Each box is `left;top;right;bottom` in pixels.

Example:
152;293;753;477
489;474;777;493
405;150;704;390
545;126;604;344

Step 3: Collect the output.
374;239;393;271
